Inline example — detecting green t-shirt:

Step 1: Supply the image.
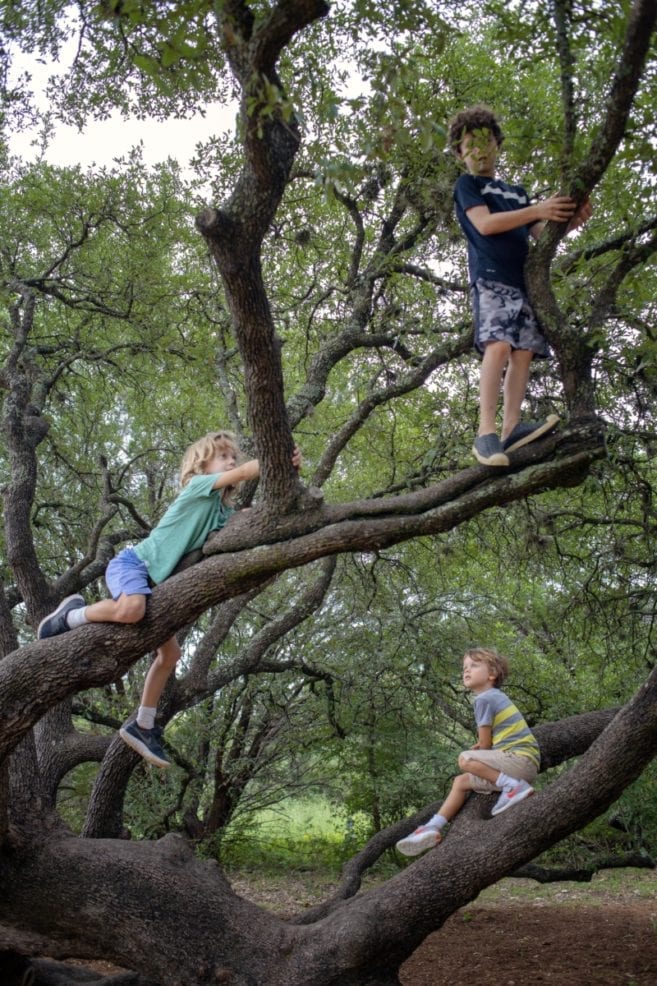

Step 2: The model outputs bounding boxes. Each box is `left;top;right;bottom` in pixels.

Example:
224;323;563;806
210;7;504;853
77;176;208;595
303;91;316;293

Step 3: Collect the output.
133;474;234;584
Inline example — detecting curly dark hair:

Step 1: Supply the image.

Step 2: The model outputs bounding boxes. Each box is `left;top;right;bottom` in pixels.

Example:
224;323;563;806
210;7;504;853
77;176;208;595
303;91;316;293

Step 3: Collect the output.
448;104;504;156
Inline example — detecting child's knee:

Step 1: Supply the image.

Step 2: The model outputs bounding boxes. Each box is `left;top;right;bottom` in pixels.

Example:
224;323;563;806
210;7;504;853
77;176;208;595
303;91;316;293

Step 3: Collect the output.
114;595;146;624
457;752;473;771
483;340;511;365
454;772;472;792
158;638;181;667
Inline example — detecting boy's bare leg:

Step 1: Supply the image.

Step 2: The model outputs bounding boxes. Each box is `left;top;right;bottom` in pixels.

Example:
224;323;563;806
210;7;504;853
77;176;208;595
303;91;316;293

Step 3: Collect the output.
479;341;511;435
119;634;181;768
141;635;182;709
86;596;180;710
501;347;533;440
420;761;501;825
396;772;473;855
397;761;505;855
84;593;146;624
37;590;147;639
438;773;476;822
461;755;534;815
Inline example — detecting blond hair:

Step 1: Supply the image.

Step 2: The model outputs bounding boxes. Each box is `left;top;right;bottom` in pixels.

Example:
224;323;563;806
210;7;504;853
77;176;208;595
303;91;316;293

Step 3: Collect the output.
180;431;242;497
462;647;509;687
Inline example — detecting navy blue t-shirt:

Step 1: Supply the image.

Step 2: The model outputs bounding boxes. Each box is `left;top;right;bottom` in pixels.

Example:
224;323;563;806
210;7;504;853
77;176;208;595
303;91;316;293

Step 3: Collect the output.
454;174;534;290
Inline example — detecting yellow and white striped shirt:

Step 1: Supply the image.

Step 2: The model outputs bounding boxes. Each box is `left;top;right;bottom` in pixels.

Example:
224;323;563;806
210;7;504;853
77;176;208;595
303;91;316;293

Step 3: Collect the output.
474;687;540;767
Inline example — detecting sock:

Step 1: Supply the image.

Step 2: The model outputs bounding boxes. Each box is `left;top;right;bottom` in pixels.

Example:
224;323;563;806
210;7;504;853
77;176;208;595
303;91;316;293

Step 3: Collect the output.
65;606;88;629
496;771;521;790
425;813;449;831
136;706;157;730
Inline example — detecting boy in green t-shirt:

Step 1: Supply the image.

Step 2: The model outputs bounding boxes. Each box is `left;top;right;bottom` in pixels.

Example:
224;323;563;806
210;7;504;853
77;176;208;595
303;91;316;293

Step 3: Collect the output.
38;431;301;768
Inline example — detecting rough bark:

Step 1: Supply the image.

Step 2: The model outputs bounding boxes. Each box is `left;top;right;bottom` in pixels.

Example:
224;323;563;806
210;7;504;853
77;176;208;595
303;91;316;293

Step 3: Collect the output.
511;853;655;883
0;685;654;985
197;0;330;511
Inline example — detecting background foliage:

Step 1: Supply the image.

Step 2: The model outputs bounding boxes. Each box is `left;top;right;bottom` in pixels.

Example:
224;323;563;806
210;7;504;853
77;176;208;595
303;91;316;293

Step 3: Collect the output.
2;0;657;874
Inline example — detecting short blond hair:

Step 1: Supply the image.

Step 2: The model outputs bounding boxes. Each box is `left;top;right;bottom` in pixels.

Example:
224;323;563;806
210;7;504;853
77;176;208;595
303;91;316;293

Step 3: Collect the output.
180;431;242;491
462;647;509;687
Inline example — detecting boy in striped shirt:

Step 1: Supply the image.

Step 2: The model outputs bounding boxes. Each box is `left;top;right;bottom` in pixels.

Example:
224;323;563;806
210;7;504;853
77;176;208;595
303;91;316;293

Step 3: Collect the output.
397;647;539;856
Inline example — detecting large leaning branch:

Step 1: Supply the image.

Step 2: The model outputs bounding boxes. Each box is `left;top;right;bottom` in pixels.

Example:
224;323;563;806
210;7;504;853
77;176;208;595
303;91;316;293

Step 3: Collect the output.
0;422;605;766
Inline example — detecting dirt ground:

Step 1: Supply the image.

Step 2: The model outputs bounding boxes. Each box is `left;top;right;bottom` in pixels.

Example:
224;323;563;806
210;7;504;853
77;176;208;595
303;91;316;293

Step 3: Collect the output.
399;901;657;985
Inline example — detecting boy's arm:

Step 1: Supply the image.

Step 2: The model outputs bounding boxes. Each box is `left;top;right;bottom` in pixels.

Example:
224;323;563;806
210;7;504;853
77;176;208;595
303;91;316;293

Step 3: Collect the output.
472;725;493;750
530;197;593;240
212;459;260;490
211;446;302;491
466;193;580;237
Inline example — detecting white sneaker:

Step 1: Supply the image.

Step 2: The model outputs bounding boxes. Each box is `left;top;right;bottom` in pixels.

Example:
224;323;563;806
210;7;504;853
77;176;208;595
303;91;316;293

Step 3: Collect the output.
396;825;442;857
491;781;534;816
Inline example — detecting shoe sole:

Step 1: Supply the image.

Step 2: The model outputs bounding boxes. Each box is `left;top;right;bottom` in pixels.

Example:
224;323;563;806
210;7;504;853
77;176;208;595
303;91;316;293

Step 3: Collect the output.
491;787;535;816
504;414;560;454
119;727;171;768
37;594;85;639
472;445;510;467
396;831;442;856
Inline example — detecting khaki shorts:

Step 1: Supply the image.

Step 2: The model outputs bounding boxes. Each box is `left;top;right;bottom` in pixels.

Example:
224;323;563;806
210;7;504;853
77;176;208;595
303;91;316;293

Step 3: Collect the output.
460;749;538;794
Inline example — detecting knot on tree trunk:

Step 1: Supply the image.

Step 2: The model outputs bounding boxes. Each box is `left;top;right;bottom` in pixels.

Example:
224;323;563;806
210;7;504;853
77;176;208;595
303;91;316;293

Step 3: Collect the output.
24;411;49;447
155;832;195;866
195;208;236;245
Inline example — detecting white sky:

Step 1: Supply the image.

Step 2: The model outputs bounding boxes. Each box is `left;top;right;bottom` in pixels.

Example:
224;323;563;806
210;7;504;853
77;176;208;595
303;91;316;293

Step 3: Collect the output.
7;16;371;175
8;36;368;174
8;47;238;172
10;109;237;171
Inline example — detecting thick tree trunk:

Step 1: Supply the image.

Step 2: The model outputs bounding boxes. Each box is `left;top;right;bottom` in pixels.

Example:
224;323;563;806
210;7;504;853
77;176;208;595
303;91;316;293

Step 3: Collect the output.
0;690;654;985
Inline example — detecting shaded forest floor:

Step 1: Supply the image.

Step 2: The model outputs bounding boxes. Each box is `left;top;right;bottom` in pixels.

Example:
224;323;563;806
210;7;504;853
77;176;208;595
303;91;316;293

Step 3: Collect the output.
399;901;657;985
230;865;657;986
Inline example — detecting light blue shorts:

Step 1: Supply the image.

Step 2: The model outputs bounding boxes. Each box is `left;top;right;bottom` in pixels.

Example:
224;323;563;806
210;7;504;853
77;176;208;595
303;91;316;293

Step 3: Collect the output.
105;547;153;599
471;278;550;358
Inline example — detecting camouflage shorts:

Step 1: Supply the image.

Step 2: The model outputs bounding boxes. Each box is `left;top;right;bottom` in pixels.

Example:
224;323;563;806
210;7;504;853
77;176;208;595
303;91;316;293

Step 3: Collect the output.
471;278;550;358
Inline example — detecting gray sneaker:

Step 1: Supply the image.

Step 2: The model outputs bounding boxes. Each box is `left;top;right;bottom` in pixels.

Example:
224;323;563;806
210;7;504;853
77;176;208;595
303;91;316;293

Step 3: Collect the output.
472;433;510;467
491;780;534;816
37;594;85;639
396;825;443;857
120;720;171;768
503;414;560;452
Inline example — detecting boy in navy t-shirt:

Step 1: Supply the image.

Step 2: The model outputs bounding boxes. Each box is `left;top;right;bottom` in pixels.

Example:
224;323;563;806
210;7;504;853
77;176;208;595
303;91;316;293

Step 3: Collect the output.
449;105;591;466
